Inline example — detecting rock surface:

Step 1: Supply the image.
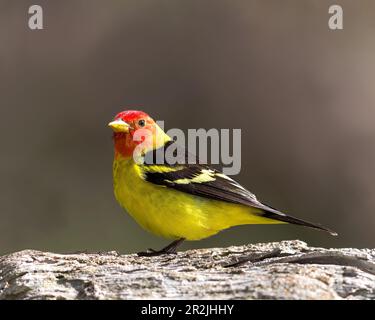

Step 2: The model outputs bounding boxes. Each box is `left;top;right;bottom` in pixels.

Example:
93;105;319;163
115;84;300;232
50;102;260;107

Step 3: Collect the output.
1;240;375;300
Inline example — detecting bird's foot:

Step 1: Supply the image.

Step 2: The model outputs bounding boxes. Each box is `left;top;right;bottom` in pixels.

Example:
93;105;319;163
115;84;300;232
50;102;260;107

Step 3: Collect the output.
137;238;185;257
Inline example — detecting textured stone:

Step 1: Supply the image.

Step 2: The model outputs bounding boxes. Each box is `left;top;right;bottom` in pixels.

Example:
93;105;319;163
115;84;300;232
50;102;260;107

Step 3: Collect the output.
0;240;374;300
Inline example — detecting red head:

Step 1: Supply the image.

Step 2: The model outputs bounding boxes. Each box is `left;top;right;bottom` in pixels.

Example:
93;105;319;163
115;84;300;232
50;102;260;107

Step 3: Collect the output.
108;110;170;159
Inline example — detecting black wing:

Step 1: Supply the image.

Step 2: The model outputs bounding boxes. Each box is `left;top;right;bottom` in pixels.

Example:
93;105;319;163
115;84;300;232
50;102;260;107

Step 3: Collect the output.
140;141;337;235
142;141;260;207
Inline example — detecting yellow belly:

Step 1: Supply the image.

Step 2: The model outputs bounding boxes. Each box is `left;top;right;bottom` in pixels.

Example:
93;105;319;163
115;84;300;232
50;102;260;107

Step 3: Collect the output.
113;158;281;240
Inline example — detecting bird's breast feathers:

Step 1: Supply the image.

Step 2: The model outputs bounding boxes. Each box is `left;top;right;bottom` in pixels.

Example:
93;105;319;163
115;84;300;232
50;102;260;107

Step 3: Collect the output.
112;151;281;240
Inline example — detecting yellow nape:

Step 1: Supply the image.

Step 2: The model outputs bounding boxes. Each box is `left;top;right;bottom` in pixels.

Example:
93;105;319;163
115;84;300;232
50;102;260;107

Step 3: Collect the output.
113;158;284;241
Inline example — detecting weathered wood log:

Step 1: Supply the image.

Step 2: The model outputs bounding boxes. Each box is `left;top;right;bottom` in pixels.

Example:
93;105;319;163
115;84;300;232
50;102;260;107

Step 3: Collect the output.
0;240;374;300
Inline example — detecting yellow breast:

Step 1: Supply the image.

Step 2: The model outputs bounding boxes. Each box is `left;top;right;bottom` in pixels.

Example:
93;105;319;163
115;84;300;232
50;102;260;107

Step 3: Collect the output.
113;157;278;240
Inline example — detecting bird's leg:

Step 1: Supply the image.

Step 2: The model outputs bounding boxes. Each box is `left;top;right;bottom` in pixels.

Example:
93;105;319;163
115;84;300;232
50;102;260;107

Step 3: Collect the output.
137;238;185;257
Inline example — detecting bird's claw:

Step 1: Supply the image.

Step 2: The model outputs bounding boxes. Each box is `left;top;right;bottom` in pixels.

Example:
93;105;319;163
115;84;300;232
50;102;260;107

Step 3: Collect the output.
136;238;185;257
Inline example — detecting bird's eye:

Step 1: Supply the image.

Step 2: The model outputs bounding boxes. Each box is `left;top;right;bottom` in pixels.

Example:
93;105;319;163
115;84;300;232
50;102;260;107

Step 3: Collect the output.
138;119;146;127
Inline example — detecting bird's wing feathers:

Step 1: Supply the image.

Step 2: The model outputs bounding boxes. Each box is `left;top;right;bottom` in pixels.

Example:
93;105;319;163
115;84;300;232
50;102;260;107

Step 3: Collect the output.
140;141;266;210
142;164;262;207
138;142;337;236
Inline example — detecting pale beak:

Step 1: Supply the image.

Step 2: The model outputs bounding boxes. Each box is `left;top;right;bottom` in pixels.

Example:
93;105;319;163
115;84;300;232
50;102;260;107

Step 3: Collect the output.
108;119;130;133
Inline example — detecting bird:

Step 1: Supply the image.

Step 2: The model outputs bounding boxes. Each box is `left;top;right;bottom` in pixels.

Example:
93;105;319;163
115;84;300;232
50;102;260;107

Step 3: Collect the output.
108;110;337;256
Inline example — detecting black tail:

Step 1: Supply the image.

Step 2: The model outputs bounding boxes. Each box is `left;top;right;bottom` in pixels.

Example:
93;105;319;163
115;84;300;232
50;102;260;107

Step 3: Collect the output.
260;204;338;236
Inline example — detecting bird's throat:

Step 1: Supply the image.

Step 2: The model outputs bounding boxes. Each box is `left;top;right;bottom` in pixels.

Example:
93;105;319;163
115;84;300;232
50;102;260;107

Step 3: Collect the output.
113;133;136;159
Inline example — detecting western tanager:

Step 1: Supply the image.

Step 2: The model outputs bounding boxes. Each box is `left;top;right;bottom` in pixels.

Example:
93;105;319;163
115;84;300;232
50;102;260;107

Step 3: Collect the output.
108;110;337;256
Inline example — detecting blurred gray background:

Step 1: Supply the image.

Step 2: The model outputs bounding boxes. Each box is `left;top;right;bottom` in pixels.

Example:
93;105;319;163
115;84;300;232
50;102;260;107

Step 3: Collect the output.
1;0;374;255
